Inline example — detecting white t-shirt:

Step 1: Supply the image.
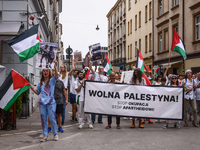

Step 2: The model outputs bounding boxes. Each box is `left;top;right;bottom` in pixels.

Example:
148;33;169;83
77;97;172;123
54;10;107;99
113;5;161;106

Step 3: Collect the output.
59;73;69;89
69;75;77;94
94;72;108;82
74;80;84;102
183;79;196;100
153;81;162;85
195;78;200;100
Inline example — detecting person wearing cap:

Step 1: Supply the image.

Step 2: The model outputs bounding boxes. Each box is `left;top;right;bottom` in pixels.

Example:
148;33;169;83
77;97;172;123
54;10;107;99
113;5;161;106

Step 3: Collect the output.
128;68;145;128
182;69;199;127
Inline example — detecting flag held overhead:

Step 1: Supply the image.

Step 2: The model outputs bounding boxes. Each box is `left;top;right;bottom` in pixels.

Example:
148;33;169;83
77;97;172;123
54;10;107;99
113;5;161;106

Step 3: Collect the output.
7;25;42;62
171;29;187;60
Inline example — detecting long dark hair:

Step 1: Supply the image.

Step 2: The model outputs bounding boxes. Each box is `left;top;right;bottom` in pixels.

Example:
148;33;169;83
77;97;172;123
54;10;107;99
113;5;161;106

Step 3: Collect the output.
130;70;142;84
40;69;52;87
171;77;178;86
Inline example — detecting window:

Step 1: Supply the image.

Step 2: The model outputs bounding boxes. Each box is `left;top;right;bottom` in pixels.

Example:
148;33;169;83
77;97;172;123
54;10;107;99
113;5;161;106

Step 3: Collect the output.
135;15;137;30
195;15;200;41
164;30;169;50
159;33;162;52
128;21;130;35
0;12;2;23
149;33;152;52
130;44;132;59
149;2;152;19
130;19;132;34
145;6;148;22
139;11;141;27
145;35;148;53
135;41;137;57
128;45;130;59
129;0;131;9
139;39;141;51
173;0;178;7
159;0;163;16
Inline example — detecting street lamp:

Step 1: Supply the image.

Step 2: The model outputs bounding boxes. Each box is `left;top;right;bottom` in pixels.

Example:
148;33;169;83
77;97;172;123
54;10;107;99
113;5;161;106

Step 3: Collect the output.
66;45;73;71
96;25;100;31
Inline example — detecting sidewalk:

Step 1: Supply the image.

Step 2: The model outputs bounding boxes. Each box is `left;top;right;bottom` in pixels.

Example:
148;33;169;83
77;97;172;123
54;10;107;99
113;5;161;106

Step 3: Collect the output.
0;104;77;136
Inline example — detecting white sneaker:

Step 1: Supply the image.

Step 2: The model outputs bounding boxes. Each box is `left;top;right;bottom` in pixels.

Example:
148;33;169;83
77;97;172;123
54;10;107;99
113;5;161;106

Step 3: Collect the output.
89;124;93;129
78;125;83;129
53;134;59;141
40;136;48;142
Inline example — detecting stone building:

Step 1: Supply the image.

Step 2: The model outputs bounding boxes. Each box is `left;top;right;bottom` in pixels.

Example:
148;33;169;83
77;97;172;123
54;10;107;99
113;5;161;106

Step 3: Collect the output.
107;0;126;71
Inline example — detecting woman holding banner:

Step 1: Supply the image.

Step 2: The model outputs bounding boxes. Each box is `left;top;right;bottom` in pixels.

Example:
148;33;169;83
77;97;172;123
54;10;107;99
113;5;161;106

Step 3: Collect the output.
31;60;59;142
163;75;181;129
129;68;145;128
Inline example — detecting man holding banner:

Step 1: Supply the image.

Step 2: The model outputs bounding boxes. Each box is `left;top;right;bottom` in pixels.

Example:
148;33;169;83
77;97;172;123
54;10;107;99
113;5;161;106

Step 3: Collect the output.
105;72;121;129
75;71;93;129
90;61;108;124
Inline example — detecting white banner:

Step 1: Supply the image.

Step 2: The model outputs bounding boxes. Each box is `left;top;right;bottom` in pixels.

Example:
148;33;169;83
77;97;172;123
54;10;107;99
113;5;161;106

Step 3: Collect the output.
84;81;184;120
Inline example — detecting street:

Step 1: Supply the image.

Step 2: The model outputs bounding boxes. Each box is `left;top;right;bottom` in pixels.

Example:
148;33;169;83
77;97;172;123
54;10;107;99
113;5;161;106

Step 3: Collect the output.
0;105;200;150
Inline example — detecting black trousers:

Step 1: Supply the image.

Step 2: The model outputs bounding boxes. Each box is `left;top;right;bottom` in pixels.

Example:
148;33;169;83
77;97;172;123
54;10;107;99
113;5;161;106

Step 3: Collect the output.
107;115;120;125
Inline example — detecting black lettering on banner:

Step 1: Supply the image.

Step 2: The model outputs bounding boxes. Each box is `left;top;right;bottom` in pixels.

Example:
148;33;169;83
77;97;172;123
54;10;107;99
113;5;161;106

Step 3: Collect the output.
89;90;97;96
129;93;135;99
170;96;175;102
124;93;129;99
97;91;102;97
141;94;145;100
164;95;169;102
146;94;151;101
152;94;157;101
158;95;163;102
176;96;178;102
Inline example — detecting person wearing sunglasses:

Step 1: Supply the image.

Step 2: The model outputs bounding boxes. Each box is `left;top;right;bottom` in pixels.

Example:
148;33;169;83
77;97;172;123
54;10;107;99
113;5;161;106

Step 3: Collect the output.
163;75;181;129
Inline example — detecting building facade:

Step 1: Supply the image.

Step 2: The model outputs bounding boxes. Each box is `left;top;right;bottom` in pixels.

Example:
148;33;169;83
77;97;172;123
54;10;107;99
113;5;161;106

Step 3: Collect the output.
126;0;153;70
107;0;126;71
153;0;200;75
0;0;63;114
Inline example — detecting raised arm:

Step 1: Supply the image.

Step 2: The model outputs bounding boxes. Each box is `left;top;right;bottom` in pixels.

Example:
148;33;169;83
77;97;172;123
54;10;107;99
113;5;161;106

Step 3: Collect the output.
164;67;169;78
54;60;58;78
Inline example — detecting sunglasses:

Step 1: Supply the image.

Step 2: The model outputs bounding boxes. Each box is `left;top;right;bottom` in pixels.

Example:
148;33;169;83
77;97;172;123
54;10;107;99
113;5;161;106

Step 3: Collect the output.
172;78;177;79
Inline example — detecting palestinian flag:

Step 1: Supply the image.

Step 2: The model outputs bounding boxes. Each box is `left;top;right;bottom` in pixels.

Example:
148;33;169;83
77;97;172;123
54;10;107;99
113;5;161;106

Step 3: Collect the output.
155;67;160;79
171;29;187;60
0;70;31;111
137;48;151;85
7;25;42;62
85;66;90;80
144;65;151;72
103;54;112;75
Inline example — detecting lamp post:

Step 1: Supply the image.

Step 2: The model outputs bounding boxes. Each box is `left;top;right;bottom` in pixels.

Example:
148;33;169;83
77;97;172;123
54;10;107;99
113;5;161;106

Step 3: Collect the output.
66;46;73;71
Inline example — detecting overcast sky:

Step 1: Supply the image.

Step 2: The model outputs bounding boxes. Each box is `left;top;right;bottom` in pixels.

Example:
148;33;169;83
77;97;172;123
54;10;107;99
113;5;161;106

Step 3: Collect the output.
60;0;117;58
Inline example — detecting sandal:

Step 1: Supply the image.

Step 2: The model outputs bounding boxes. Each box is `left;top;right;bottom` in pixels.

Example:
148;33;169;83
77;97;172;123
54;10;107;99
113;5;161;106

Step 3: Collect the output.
184;123;188;127
193;123;199;127
105;125;111;129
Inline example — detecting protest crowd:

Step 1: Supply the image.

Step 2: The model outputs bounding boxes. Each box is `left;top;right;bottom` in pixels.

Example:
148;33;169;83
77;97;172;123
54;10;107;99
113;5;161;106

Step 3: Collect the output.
30;57;200;142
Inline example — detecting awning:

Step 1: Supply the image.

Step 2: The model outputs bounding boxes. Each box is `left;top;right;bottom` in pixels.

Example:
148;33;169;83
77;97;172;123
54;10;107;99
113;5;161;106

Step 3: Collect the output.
153;61;182;70
0;23;21;35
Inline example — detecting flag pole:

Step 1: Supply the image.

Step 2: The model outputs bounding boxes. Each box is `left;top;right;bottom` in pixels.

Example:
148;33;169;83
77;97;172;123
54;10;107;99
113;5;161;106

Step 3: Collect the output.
168;50;172;68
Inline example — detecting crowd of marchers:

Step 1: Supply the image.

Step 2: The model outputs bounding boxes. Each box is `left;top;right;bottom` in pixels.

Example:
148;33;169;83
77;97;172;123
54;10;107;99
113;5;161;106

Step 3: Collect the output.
30;59;200;142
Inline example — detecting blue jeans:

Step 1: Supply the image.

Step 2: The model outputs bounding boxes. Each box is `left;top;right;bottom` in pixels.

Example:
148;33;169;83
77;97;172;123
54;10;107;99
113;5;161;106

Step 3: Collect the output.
39;103;57;137
91;114;102;122
61;95;66;124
